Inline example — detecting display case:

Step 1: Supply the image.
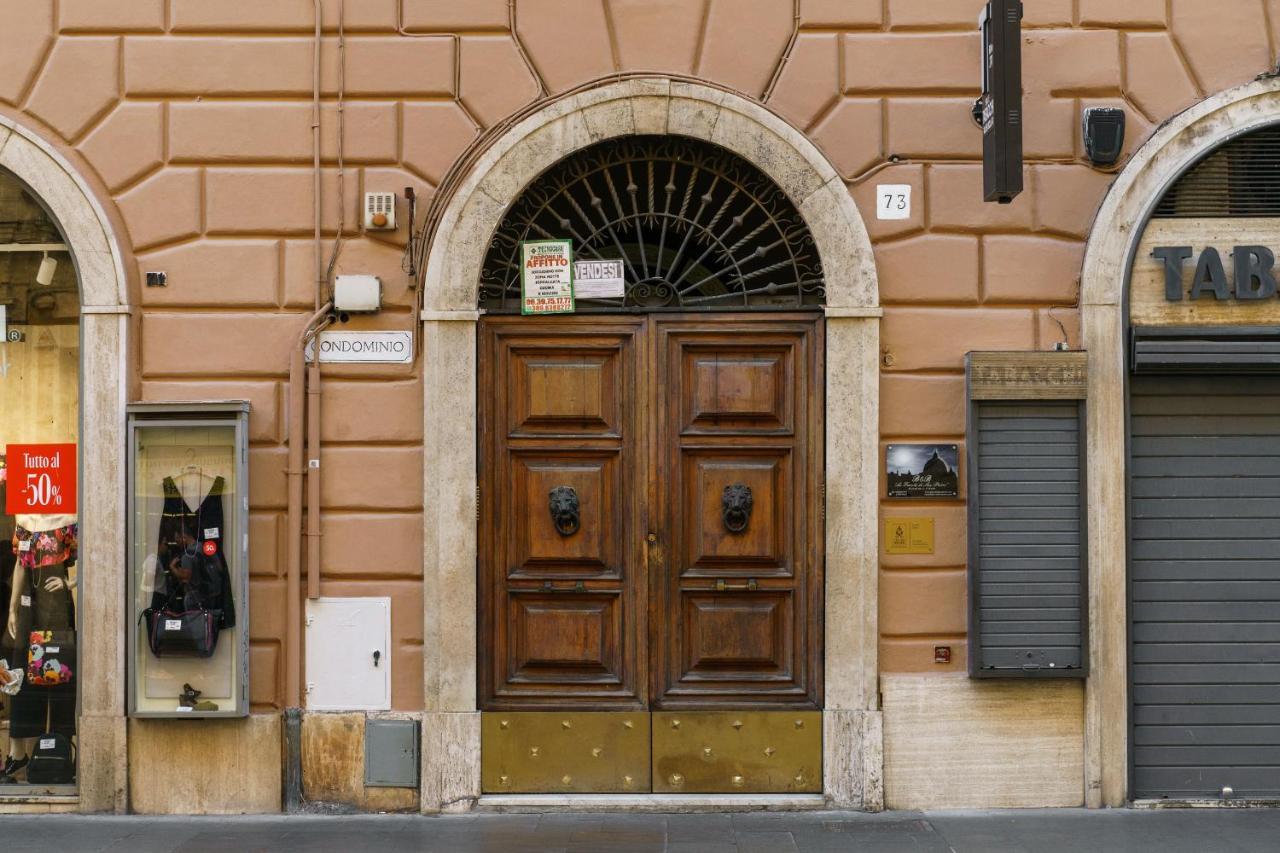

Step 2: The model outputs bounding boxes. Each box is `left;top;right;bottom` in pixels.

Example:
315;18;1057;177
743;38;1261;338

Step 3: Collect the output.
127;402;249;718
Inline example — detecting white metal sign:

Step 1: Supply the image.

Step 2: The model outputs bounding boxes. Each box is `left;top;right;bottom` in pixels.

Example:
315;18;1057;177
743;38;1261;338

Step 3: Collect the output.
573;259;625;299
876;184;912;220
521;239;575;315
305;330;413;364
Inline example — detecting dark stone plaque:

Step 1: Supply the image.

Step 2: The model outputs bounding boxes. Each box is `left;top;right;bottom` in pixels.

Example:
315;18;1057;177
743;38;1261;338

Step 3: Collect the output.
886;444;960;499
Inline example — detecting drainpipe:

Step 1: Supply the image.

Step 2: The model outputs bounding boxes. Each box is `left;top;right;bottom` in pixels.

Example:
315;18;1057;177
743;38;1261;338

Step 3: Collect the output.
306;355;324;600
313;0;324;314
286;305;332;708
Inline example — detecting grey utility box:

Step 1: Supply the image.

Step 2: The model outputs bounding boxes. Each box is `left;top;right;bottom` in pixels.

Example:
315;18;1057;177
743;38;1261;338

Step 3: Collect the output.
365;719;420;788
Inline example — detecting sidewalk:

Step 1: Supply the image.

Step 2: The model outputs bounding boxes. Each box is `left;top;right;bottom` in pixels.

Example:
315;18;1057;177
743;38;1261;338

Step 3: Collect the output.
2;808;1280;852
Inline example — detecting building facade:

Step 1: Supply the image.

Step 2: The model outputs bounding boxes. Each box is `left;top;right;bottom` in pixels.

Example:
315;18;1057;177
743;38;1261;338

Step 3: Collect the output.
1;0;1279;814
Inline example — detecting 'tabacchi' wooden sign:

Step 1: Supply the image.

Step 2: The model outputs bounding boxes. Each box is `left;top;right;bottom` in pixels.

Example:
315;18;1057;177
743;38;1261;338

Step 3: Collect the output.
967;351;1088;400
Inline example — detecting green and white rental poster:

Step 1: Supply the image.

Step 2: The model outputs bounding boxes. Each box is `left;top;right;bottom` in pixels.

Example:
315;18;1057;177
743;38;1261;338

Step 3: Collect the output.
520;239;575;315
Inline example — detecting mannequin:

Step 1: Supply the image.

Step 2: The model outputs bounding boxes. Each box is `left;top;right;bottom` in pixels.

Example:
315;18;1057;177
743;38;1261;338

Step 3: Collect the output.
0;457;13;698
2;512;76;784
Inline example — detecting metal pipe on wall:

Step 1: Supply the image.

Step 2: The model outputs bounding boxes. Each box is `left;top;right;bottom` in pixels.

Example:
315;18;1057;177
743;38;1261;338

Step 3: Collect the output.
306;357;323;600
285;304;332;707
284;0;334;709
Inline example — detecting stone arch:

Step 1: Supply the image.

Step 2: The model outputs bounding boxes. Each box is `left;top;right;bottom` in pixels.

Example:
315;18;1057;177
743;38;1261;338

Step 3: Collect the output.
1078;76;1280;808
419;78;883;811
422;78;878;312
0;115;131;813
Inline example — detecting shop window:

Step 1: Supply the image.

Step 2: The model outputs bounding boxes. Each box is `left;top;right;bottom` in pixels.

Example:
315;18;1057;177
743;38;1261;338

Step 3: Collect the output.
966;352;1088;678
127;403;250;718
0;168;81;790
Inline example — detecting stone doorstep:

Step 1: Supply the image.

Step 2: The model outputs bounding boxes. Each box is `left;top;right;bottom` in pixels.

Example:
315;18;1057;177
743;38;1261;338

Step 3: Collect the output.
475;794;828;813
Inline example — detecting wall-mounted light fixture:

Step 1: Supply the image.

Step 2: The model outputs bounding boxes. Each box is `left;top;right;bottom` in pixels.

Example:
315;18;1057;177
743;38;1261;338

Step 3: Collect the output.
36;251;57;286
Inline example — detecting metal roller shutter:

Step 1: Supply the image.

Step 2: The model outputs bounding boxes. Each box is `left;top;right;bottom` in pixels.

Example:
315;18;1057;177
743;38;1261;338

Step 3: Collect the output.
1131;375;1280;799
971;402;1085;675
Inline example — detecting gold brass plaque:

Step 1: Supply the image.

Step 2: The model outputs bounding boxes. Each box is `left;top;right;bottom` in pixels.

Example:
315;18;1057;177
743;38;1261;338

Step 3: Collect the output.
884;517;934;555
651;711;822;793
481;711;650;793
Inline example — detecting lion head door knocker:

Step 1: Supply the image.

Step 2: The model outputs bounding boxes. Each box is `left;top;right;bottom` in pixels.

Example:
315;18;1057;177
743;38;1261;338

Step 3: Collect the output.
721;484;754;534
548;486;581;537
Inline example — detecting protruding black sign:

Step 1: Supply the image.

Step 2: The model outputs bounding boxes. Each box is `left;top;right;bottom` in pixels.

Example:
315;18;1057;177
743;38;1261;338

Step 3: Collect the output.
976;0;1023;203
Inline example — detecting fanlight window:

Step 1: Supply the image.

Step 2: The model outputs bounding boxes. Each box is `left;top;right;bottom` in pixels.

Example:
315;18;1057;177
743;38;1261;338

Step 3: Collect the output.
479;136;825;312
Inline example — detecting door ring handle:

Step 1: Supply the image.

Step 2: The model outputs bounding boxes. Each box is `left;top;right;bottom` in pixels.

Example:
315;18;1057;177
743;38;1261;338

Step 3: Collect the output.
722;483;753;533
549;485;580;537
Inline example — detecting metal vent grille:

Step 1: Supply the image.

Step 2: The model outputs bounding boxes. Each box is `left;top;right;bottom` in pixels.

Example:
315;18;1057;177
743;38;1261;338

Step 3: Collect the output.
1155;123;1280;217
479;136;825;312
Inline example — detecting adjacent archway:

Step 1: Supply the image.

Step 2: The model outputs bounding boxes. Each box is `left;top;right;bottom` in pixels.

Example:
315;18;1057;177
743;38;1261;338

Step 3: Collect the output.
0;115;132;812
1079;76;1280;808
418;78;883;811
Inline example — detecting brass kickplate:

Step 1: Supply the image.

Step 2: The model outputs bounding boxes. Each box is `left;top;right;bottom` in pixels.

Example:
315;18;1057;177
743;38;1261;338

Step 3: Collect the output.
481;711;650;793
651;711;822;794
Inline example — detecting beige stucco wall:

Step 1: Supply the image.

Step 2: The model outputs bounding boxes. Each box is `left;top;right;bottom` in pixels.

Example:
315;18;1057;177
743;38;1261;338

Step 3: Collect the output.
1;0;1278;812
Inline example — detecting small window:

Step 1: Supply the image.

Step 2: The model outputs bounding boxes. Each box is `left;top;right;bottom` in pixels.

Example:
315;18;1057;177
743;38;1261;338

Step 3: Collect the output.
966;353;1088;678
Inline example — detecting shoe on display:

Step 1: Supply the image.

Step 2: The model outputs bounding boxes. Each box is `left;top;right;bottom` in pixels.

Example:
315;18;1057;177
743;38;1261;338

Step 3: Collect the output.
178;683;218;711
0;755;29;784
178;683;202;709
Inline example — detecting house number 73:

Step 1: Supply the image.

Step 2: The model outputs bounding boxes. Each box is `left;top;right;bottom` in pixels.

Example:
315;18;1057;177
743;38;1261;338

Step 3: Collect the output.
876;184;911;221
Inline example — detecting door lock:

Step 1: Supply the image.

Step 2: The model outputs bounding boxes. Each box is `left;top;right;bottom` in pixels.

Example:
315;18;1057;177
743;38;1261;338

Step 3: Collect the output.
372;649;382;668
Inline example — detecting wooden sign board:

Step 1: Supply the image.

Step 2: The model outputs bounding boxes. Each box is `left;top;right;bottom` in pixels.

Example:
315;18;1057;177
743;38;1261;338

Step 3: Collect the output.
1131;217;1280;327
967;351;1087;400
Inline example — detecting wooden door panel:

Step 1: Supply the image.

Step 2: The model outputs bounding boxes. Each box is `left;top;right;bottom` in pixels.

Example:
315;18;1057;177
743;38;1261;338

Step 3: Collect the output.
683;450;790;575
682;591;795;678
506;592;624;685
510;451;621;577
508;346;622;437
682;345;794;434
481;317;646;710
483;313;822;714
653;317;823;710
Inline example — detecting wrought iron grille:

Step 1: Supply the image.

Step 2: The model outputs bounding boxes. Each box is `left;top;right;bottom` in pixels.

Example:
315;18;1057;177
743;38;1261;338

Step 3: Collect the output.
479;136;825;312
1155;123;1280;218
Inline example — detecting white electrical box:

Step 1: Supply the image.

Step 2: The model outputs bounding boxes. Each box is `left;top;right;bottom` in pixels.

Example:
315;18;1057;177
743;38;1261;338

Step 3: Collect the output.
364;192;397;230
334;274;382;313
305;597;392;711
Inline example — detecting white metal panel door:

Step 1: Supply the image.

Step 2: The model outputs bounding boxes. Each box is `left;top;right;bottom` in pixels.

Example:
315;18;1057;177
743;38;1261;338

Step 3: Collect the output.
305;597;392;711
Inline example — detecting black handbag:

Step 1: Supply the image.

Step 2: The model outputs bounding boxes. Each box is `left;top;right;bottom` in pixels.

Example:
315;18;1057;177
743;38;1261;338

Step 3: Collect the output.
143;608;220;658
26;733;75;785
26;629;75;687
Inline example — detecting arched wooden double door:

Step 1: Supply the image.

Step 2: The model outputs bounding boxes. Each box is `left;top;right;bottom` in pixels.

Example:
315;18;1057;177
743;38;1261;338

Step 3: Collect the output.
478;313;824;794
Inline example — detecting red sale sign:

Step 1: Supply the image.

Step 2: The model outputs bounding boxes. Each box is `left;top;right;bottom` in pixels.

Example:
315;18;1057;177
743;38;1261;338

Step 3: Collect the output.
5;444;76;515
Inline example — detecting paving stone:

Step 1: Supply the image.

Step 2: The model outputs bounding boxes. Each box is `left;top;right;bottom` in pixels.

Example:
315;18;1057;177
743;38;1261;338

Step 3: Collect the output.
737;829;801;852
2;809;1280;852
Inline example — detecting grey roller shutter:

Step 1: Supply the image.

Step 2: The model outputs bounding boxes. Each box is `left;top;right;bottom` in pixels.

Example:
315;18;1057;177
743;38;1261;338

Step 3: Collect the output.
1132;326;1280;374
1131;375;1280;799
969;401;1085;676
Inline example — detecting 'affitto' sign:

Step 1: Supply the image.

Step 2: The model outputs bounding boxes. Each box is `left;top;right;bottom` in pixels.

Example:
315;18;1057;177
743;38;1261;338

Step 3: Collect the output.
521;239;574;315
6;443;77;514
